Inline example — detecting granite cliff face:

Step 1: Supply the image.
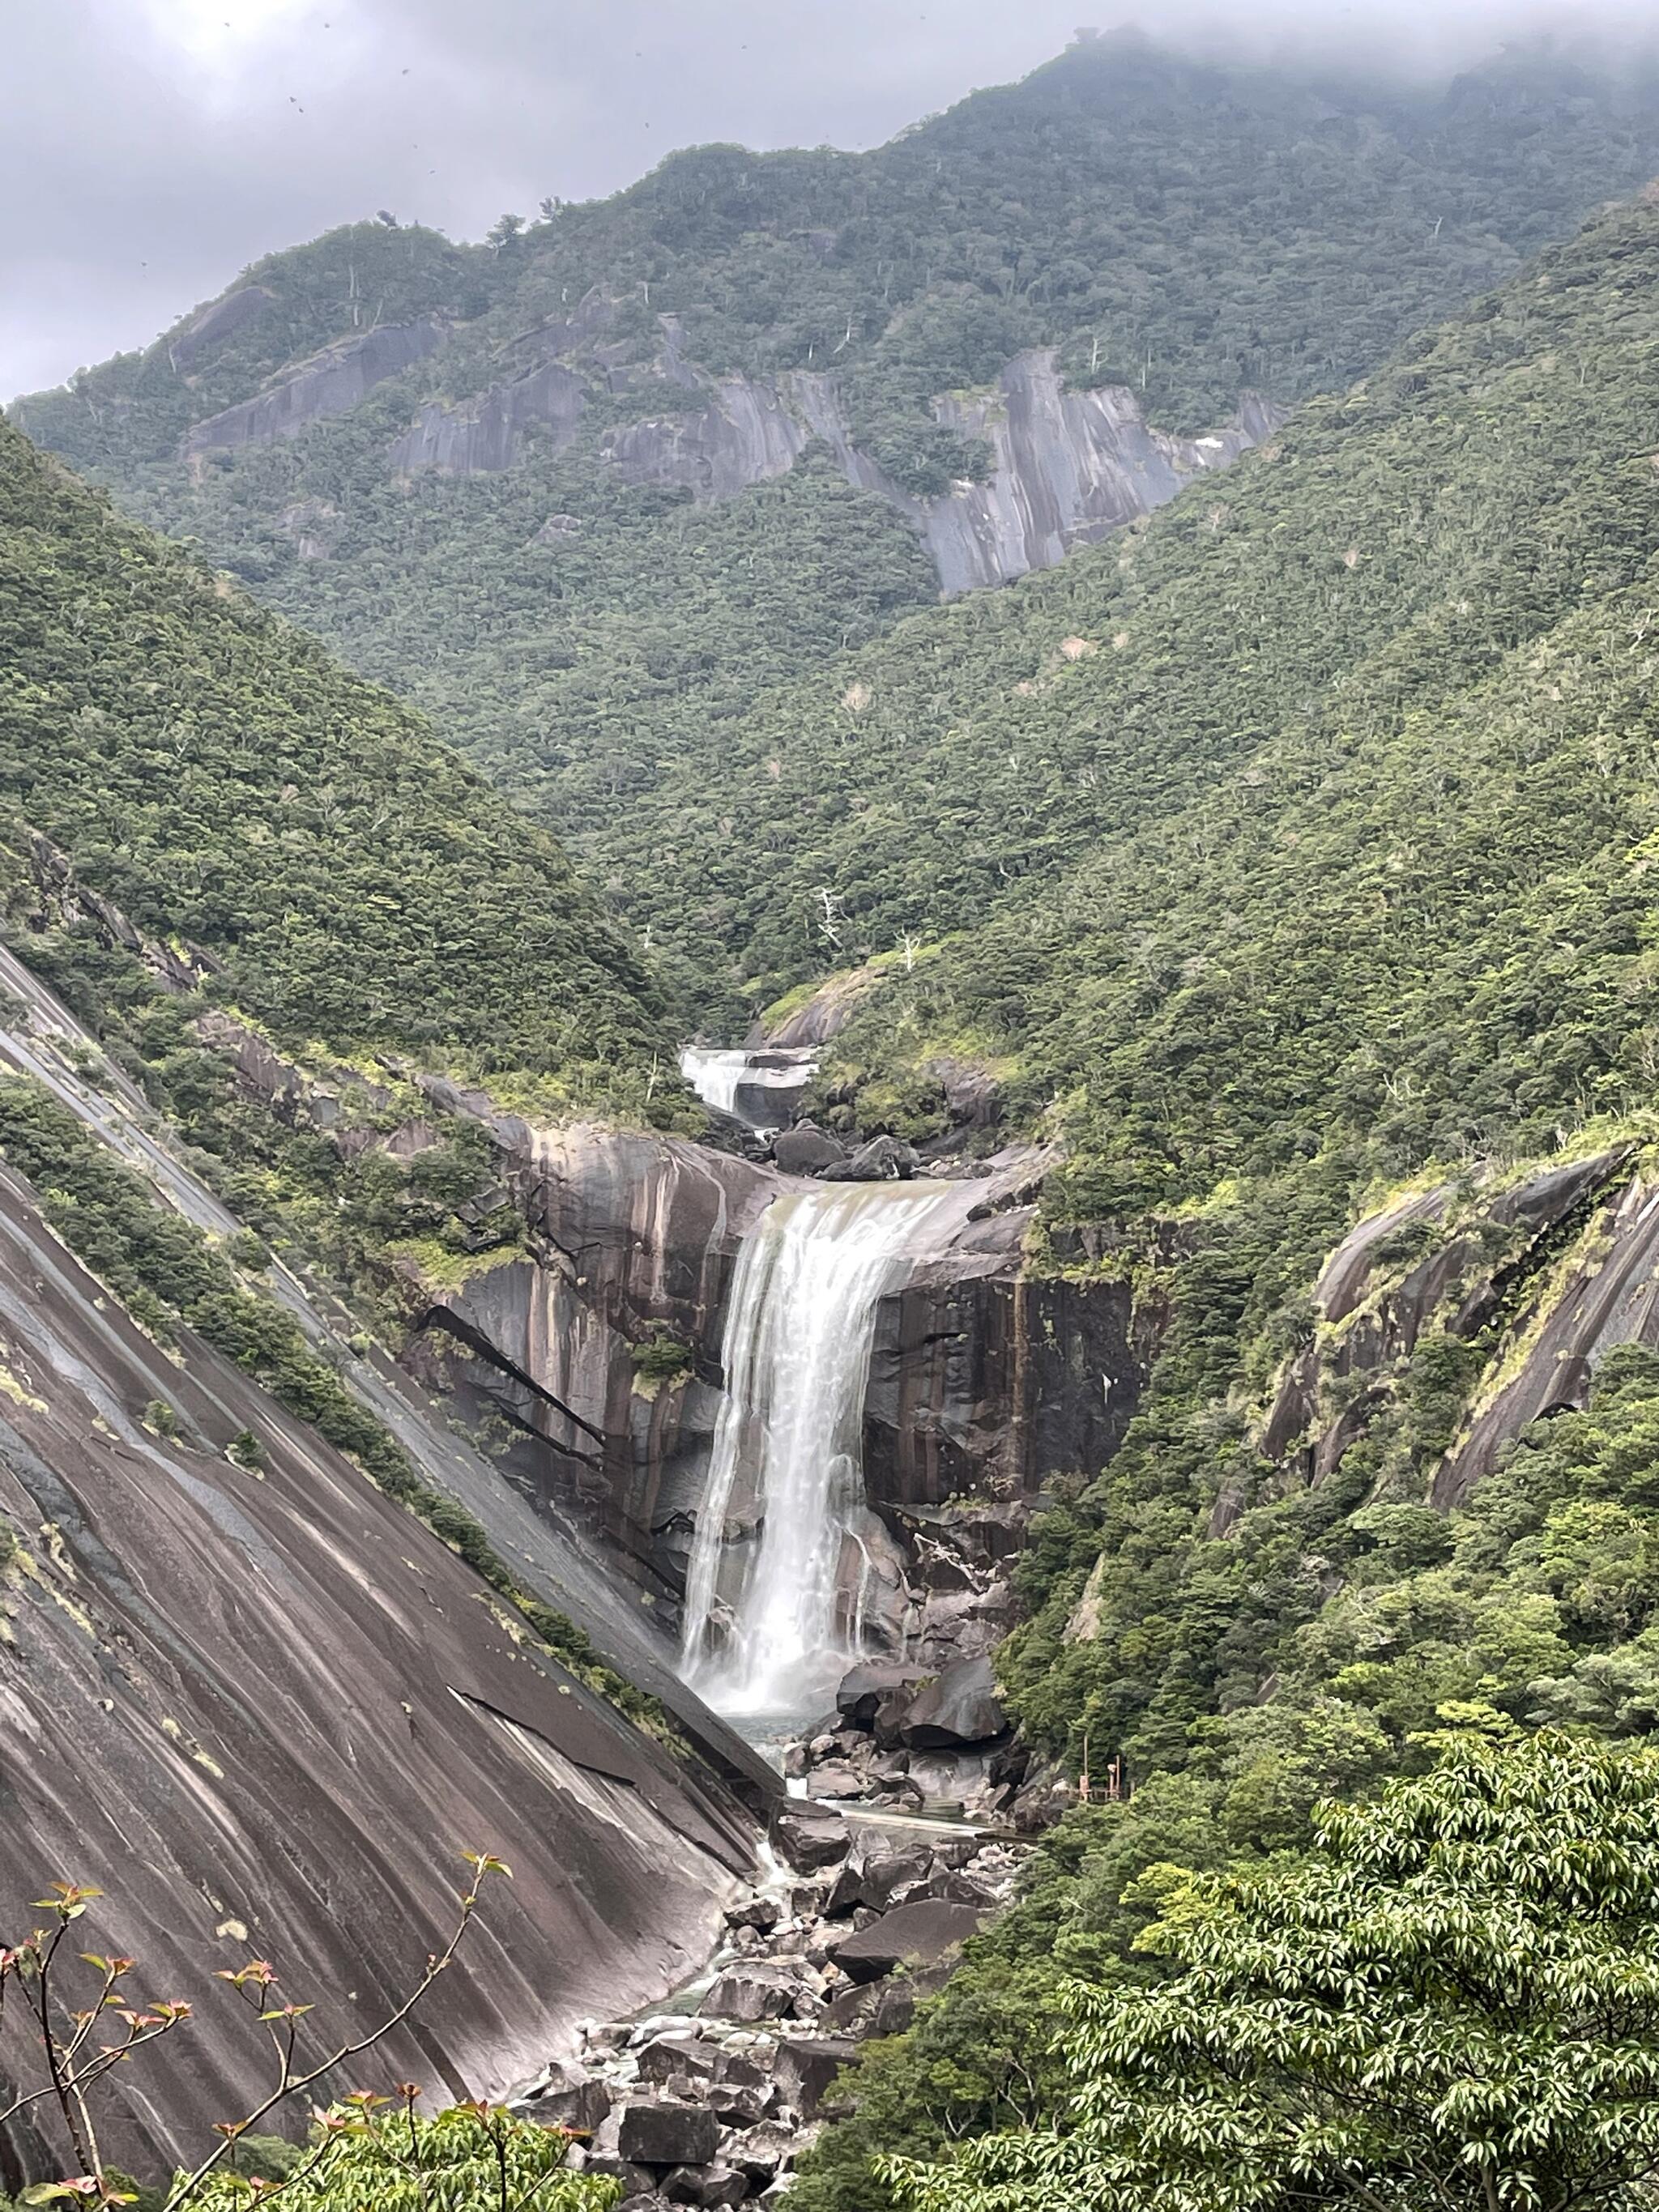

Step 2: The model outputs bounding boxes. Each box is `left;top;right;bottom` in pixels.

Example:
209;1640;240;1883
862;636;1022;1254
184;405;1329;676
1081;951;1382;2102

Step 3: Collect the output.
394;1114;1145;1667
597;330;1279;594
164;283;1277;592
1235;1148;1649;1534
0;984;765;2184
180;318;445;457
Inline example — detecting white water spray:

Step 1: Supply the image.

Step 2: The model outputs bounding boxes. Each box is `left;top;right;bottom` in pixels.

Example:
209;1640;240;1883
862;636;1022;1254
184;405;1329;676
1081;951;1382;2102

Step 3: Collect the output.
678;1046;816;1131
680;1181;953;1722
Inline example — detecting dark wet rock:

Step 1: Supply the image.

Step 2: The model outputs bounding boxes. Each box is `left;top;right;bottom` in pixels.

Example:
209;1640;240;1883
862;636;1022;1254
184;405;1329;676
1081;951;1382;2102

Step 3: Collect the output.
835;1661;932;1726
830;1900;985;1984
898;1656;1008;1748
770;1800;851;1871
663;2165;748;2207
865;1263;1143;1520
770;1123;847;1176
824;1134;920;1183
618;2103;723;2169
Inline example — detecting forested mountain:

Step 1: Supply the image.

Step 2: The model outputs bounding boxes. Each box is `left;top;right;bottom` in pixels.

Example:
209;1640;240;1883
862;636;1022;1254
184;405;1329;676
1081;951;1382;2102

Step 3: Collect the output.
15;31;1659;2212
14;32;1659;924
783;190;1659;2210
0;421;670;1111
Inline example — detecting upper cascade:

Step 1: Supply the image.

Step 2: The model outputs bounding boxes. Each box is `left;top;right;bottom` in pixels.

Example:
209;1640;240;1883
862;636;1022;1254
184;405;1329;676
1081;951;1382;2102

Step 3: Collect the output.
679;1044;817;1132
680;1181;957;1727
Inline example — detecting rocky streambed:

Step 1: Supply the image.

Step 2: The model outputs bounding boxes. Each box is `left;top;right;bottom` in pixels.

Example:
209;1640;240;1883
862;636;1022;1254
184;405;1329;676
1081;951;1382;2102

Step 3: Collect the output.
510;1653;1061;2209
515;1794;1026;2207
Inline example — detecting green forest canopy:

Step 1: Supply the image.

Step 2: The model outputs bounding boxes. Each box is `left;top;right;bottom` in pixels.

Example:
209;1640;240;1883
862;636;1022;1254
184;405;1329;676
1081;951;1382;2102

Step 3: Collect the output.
0;421;673;1115
15;35;1659;929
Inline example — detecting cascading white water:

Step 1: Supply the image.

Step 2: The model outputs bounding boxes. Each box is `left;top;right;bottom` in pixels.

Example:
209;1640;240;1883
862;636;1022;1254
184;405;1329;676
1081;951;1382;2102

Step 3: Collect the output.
678;1046;817;1132
680;1181;954;1723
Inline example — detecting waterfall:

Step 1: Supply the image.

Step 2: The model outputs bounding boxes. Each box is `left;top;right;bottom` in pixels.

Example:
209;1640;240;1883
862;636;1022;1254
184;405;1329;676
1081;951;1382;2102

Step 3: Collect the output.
680;1181;953;1723
678;1046;817;1132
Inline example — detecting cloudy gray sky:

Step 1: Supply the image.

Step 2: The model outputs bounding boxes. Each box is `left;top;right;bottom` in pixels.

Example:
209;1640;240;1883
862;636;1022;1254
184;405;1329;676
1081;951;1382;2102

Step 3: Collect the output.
3;0;1649;401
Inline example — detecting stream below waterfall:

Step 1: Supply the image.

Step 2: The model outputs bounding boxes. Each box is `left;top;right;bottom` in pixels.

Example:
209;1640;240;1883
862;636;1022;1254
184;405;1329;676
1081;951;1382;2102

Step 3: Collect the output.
680;1180;956;1733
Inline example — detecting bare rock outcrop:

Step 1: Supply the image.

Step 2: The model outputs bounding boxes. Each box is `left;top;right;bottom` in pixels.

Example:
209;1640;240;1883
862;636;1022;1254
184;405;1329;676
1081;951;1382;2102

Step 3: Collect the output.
390;359;587;474
0;1162;753;2177
180;318;444;456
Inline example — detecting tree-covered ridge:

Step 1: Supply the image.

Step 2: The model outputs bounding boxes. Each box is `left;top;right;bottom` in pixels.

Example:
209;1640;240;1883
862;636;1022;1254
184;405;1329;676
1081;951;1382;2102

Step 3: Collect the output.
787;198;1659;2209
0;419;674;1111
888;1731;1659;2212
23;36;1659;465
612;194;1659;1157
12;36;1659;911
12;220;493;469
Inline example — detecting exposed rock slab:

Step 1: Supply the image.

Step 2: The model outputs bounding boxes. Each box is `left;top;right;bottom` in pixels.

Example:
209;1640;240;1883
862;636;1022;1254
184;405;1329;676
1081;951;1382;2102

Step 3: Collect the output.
0;1163;750;2176
180;319;443;455
390;360;586;474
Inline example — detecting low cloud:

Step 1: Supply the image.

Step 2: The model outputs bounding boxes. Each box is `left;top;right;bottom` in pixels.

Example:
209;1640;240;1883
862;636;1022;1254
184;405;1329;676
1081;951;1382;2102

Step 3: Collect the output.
5;0;1653;399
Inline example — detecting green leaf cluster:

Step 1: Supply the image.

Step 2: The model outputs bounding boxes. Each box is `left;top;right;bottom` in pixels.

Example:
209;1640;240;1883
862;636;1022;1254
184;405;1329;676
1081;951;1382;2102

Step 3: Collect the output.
885;1731;1659;2212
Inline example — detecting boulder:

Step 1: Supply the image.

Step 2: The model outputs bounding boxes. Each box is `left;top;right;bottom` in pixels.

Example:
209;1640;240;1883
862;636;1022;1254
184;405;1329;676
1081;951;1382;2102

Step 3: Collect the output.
835;1661;932;1728
636;2036;717;2086
724;1894;783;1932
730;2125;796;2190
663;2167;747;2207
823;1860;867;1916
803;1762;868;1799
921;1864;1000;1906
617;2103;724;2169
771;1124;846;1176
774;2036;859;2118
518;2062;612;2133
821;1981;881;2032
829;1900;985;1985
702;1966;798;2022
590;2159;659;2196
859;1846;934;1908
897;1656;1008;1749
823;1134;919;1183
714;2049;772;2091
770;1799;850;1871
706;2082;771;2127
